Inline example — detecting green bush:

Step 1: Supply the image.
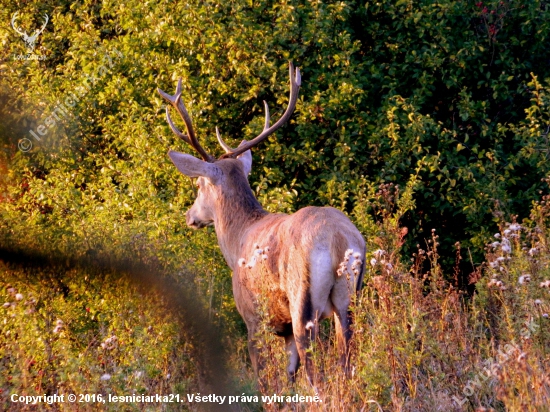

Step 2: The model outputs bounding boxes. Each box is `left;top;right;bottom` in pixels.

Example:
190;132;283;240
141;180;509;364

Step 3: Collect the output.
1;0;550;273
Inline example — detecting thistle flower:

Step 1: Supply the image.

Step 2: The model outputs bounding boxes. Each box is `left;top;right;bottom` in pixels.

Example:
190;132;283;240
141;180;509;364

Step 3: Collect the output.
373;249;386;259
247;256;257;269
101;335;118;350
501;238;511;254
519;274;531;285
488;279;505;290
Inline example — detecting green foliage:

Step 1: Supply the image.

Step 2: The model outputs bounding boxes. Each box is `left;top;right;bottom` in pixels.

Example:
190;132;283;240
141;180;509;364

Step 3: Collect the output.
1;0;550;272
0;263;195;411
1;0;550;409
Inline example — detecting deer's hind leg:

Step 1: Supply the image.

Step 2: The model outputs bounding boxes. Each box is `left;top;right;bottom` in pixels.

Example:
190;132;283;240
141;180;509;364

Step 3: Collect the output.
331;276;354;376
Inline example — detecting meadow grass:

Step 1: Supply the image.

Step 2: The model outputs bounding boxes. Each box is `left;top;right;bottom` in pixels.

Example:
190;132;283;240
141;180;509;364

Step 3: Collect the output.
1;185;550;411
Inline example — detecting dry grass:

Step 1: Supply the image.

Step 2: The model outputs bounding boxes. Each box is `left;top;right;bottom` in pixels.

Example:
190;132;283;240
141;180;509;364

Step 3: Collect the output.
240;183;550;412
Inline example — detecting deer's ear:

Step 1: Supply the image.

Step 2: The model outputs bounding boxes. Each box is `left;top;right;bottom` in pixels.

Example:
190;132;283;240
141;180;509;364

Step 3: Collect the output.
168;150;221;183
236;140;252;177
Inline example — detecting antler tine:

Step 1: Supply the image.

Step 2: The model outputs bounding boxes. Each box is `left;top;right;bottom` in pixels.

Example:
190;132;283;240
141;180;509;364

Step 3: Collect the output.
216;127;235;153
219;62;301;159
158;79;214;162
263;100;270;131
165;106;192;146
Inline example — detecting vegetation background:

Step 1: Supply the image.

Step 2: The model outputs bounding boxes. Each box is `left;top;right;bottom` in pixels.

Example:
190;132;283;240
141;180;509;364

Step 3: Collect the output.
0;0;549;410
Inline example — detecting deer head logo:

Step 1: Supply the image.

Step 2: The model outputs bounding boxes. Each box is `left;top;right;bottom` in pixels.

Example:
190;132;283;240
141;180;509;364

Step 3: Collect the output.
11;12;49;52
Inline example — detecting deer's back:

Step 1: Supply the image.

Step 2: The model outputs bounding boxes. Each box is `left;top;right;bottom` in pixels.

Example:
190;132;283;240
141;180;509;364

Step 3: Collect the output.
233;206;364;330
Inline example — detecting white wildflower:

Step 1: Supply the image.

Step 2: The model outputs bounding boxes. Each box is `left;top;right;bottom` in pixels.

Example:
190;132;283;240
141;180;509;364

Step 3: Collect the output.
373;249;386;259
490;241;500;248
508;223;521;231
503;229;511;236
519;274;531;285
238;258;246;268
543;314;549;318
15;293;23;301
529;248;538;256
489;279;505;289
535;299;542;305
370;258;377;267
501;238;511;254
385;262;393;271
247;256;257;269
305;321;315;331
101;335;118;350
540;280;550;288
100;373;111;381
496;256;506;262
353;252;361;259
3;302;10;308
489;261;498;268
494;233;501;238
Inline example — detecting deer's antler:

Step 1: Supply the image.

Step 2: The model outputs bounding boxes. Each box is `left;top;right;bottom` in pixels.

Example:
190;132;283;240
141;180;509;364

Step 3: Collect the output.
157;79;214;162
218;62;301;159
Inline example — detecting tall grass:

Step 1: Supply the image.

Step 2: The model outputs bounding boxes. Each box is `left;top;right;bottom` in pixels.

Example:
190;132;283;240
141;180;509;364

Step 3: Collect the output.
2;180;550;411
246;182;550;411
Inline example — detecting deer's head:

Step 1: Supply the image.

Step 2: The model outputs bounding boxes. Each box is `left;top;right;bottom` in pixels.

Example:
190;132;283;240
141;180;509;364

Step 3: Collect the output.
158;63;301;230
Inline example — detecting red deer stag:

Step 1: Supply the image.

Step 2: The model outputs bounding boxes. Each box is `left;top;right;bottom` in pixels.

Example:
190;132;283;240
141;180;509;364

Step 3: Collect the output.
158;63;366;387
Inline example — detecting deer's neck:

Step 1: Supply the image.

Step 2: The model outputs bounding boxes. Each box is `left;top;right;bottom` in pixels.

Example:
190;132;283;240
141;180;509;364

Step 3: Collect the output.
213;188;268;270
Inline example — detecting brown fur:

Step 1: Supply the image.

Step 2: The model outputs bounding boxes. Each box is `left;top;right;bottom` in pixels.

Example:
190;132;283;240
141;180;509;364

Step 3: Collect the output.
176;155;366;387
